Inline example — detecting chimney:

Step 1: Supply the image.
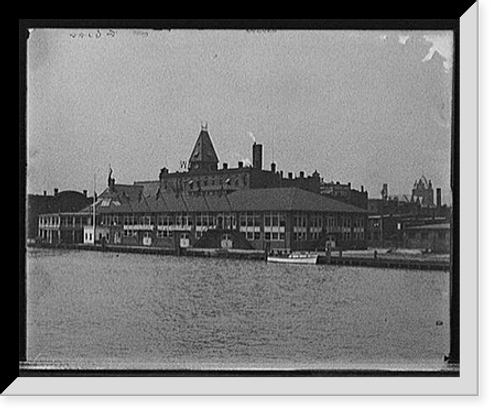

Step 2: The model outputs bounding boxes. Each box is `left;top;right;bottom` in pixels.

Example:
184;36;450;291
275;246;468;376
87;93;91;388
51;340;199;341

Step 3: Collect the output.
43;190;47;196
436;188;442;207
299;171;304;178
223;162;228;170
238;161;244;168
83;190;88;197
361;185;364;193
280;170;283;178
159;167;169;190
270;162;276;173
54;188;59;196
348;182;351;188
288;172;293;179
252;142;263;170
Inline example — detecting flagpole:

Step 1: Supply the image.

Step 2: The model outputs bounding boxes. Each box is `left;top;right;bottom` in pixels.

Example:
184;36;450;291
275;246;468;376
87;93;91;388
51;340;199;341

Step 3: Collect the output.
93;173;96;244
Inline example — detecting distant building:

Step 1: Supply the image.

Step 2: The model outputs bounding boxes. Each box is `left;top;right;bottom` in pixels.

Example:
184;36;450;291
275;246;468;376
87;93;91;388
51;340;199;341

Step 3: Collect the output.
366;179;451;248
28;189;92;242
320;180;368;209
403;223;451;253
411;175;434;207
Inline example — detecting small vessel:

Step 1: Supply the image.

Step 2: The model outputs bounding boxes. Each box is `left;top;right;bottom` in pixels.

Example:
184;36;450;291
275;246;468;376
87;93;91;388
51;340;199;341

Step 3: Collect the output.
266;252;319;265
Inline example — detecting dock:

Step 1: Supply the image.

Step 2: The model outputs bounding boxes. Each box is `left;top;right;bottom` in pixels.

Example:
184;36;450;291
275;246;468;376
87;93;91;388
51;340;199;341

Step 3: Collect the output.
28;243;450;271
316;255;449;271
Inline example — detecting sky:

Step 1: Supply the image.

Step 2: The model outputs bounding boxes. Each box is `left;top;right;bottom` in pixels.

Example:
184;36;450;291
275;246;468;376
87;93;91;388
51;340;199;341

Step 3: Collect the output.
26;28;453;203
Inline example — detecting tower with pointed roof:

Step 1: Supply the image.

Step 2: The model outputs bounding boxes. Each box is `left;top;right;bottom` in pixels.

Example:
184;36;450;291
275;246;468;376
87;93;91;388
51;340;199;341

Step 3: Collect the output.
188;123;219;172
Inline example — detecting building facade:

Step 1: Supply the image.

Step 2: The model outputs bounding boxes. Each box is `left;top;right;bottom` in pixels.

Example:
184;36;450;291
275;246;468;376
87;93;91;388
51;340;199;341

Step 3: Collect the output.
320;180;368;209
28;189;93;243
152;125;321;197
37;125;368;251
403;223;451;253
69;185;367;252
411;176;434;207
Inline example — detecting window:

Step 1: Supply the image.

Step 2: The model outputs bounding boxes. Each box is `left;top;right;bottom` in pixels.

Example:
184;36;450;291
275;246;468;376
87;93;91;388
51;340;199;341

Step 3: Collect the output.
140;216;151;226
240;212;261;231
294;231;307;241
157;230;172;238
279;216;286;228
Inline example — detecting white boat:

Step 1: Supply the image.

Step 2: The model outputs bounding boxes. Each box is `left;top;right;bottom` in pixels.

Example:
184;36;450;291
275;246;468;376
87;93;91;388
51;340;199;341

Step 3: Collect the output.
266;252;319;264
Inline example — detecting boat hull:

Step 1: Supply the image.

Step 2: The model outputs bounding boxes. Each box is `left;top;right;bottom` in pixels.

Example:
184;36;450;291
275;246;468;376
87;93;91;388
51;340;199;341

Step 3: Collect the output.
267;255;319;265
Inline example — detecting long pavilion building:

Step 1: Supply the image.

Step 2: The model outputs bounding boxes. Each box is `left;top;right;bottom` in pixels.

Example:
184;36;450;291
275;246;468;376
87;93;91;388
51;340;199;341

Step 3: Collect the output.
37;124;368;252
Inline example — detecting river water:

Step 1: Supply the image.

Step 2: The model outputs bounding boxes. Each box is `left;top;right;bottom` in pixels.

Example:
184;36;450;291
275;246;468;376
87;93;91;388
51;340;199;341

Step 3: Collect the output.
26;248;450;370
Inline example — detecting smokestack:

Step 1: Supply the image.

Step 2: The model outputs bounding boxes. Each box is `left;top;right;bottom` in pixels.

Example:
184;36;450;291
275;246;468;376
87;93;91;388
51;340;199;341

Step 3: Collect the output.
252;142;263;170
270;162;276;173
361;185;364;193
436;188;442;207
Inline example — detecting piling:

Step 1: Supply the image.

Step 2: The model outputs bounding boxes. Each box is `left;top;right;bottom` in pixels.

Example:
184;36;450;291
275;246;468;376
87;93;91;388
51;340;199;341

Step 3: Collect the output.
325;243;332;265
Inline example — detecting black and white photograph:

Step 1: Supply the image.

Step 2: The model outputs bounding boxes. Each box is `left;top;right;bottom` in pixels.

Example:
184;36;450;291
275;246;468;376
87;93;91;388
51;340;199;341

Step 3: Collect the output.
15;16;480;396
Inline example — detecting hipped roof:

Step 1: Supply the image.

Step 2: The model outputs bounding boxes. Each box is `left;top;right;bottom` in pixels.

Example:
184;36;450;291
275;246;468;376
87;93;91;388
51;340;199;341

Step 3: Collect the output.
80;184;367;215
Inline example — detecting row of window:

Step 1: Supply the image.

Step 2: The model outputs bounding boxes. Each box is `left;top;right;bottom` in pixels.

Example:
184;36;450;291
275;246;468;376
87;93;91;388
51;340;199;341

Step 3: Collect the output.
168;174;249;191
40;216;90;226
241;231;286;241
407;231;448;240
89;228;366;242
41;212;366;232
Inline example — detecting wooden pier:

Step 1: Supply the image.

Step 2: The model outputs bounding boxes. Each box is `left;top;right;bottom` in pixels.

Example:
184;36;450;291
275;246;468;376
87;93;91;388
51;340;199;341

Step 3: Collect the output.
29;243;449;271
317;255;449;271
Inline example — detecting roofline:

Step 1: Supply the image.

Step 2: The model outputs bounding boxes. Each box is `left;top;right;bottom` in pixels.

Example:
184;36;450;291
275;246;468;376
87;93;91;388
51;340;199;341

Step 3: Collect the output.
38;211;91;216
